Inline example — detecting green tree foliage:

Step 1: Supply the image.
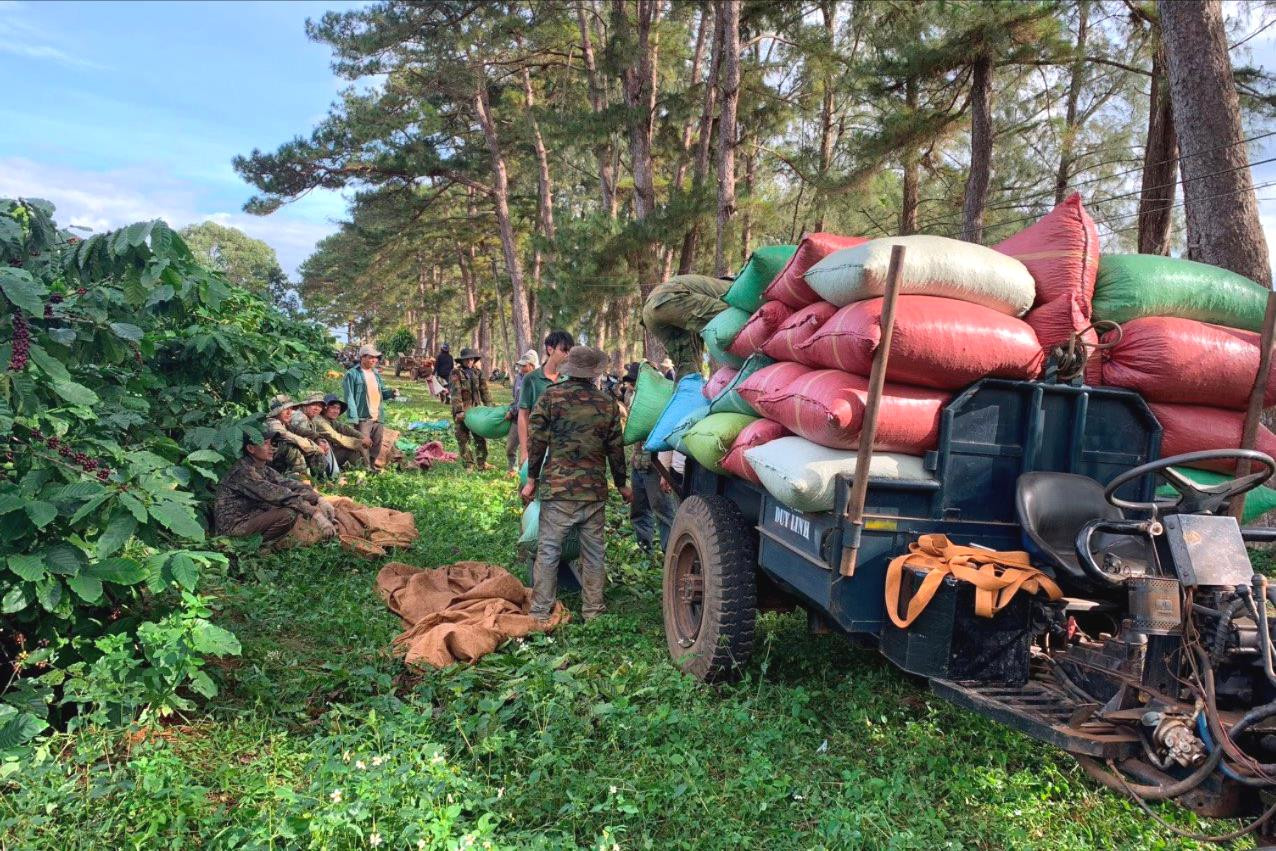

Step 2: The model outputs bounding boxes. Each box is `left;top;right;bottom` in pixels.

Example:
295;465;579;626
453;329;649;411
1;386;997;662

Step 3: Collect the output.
179;220;302;317
0;198;331;748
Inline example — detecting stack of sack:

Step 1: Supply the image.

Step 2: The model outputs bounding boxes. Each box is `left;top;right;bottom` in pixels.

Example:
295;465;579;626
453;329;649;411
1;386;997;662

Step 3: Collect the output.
1091;254;1276;515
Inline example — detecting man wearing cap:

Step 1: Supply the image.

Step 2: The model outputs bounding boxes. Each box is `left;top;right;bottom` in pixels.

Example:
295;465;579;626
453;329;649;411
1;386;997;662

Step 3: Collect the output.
517;330;575;467
342;344;387;469
618;366;667;553
522;346;631;622
315;393;372;471
659;358;675;381
504;348;540;475
289;393;337;479
264;396;320;480
449;347;494;470
215;432;337;542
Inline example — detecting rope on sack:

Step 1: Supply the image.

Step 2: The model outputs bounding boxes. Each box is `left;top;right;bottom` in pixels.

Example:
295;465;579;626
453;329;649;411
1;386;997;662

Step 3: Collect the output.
1051;320;1123;383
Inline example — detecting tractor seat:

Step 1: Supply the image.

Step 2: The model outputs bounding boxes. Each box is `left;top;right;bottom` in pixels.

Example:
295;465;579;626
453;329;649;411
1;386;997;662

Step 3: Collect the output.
1015;472;1125;593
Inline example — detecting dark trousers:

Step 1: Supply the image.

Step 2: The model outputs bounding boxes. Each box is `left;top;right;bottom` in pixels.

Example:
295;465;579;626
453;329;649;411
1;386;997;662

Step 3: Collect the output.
455;421;487;467
630;465;667;550
228;507;299;542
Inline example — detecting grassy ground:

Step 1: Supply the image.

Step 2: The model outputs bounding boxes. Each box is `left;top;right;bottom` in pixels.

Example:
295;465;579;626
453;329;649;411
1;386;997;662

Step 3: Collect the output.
0;377;1248;849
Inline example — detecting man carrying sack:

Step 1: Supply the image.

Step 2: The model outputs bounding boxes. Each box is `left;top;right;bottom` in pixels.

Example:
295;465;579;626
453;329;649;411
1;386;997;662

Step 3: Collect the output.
342;343;387;469
521;346;631;622
450;347;493;470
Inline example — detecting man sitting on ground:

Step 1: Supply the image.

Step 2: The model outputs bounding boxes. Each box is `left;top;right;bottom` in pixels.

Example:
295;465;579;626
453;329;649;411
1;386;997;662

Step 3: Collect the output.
290;393;336;479
215;433;336;542
315;393;372;471
265;396;320;482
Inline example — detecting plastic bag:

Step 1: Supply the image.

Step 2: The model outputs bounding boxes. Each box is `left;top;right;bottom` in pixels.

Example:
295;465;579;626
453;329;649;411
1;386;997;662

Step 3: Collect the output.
719;418;788;484
744;436;930;513
622;363;676;445
724;245;797;312
1093;254;1268;332
519;500;580;561
728;300;795;359
667;405;711;456
462;406;512;439
701;306;751;368
682;412;757;474
750;368;949;453
1151;402;1276;473
709;352;775;416
761;301;839;363
805;235;1035;316
797;295;1043;389
645;373;708;452
1100;316;1274;410
764;233;868;308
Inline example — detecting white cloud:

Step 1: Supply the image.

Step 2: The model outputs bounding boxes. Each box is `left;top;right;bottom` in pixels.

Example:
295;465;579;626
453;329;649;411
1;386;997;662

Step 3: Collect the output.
0;2;107;70
0;157;341;276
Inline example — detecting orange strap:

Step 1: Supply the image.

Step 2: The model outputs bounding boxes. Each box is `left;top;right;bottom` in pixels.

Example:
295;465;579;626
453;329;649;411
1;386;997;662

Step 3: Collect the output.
884;533;1062;629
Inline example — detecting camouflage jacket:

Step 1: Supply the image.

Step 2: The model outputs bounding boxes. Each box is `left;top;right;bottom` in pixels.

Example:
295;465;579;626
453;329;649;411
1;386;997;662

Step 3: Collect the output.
288;410;327;445
450;366;491;417
313;414;364;452
265;417;319;455
213;456;317;534
526;377;626;501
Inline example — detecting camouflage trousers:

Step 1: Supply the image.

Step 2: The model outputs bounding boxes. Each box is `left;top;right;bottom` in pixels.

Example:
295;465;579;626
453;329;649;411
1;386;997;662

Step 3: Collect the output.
454;420;487;468
530;499;606;621
332;444;370;471
272;443;330;480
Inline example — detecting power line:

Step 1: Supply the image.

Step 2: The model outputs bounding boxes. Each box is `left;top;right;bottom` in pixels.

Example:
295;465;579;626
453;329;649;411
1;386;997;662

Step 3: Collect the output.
1094;179;1276;236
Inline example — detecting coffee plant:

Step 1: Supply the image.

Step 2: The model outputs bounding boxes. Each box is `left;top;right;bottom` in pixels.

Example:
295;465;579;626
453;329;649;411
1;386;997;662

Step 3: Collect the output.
0;198;330;755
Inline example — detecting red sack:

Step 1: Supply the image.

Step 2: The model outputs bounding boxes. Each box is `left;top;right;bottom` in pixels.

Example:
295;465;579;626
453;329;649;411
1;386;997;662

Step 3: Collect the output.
1151;402;1276;473
761;301;838;363
750;368;949;452
796;296;1043;390
764;233;867;309
704;366;738;400
737;361;814;408
728;300;795;359
994;193;1099;352
719;418;789;484
1101;317;1273;410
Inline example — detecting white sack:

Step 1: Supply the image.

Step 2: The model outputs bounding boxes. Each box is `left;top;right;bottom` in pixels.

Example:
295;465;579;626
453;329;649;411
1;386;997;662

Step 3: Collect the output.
803;234;1035;317
743;435;932;514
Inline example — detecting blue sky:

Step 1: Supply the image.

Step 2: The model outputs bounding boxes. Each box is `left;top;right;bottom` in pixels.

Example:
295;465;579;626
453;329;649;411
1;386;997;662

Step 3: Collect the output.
0;0;363;276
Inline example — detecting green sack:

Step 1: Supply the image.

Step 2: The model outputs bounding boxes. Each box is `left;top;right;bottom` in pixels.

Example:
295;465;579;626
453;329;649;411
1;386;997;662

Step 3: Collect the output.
518;500;580;561
709;352;774;416
622;363;676;445
700;307;751;368
463;406;512;439
724;245;798;312
1157;467;1276;523
518;459;528;488
666;404;711;456
1093;255;1269;332
682;413;757;473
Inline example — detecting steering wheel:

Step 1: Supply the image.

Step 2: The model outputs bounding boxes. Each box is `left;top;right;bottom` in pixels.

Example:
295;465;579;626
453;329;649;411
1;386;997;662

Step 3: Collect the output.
1103;449;1276;515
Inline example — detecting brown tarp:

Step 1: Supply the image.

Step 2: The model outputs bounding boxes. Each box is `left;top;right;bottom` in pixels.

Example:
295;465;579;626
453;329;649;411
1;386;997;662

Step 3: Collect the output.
376;561;567;668
288;495;418;557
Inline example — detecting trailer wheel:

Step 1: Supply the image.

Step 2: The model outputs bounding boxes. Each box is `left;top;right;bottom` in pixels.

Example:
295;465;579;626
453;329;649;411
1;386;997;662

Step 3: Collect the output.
663;495;757;682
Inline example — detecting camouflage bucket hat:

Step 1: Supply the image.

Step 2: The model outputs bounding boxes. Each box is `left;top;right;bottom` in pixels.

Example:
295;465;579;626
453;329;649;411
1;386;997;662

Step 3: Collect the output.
458;347;482;361
301;392;327;406
561;346;607;379
267;398;299;418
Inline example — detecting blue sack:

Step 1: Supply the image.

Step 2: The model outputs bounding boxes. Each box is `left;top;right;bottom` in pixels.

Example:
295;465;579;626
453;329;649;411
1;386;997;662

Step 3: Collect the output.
644;373;708;452
668;405;710;455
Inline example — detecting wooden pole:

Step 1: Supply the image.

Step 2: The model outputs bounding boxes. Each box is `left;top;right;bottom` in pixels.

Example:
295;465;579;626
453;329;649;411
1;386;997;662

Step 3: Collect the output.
839;244;907;576
1231;290;1276;520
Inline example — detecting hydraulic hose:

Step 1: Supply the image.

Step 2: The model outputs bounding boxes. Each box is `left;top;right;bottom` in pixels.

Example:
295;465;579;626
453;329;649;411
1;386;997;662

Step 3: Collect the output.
1076;748;1223;800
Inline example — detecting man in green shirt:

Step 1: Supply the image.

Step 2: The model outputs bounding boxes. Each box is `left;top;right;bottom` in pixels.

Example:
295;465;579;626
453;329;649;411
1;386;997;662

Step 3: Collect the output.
517;330;575;466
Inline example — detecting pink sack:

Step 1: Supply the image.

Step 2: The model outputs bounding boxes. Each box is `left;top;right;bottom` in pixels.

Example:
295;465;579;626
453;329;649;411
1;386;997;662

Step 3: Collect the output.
1101;317;1274;410
761;301;838;363
751;368;950;453
797;296;1043;390
704;366;738;400
728;300;795;359
1151;402;1276;473
994;193;1099;353
764;233;868;309
736;361;814;410
719;419;789;484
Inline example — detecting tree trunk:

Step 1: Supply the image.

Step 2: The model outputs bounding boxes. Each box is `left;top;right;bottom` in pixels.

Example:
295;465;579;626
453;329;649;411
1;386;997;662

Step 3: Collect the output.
680;5;722;274
473;77;533;354
814;0;837;232
1160;0;1271;284
428;266;441;355
900;78;919;235
671;6;710;197
740;143;754;264
416;259;429;351
1138;43;1177;256
522;66;556;241
714;0;740;276
960;56;993;244
1053;0;1089;205
576;1;617;217
458;251;479;348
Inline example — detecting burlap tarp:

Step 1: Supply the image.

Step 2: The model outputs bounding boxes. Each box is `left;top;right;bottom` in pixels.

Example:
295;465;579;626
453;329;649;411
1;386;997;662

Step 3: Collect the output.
376;561;567;668
288;495;418;557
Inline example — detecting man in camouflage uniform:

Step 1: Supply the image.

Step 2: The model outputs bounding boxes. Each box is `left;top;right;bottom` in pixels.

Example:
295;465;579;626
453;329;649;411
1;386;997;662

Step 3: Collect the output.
315;393;372;471
289;393;336;479
450;347;493;470
522;346;631;622
619;367;667;552
265;396;319;481
214;432;336;542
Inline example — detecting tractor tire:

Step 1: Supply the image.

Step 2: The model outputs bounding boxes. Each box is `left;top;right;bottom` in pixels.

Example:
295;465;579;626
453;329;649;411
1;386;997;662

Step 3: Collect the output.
663;495;758;682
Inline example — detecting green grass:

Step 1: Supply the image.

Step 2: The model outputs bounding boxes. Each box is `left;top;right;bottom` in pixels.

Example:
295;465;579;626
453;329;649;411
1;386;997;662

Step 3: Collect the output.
0;377;1245;849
